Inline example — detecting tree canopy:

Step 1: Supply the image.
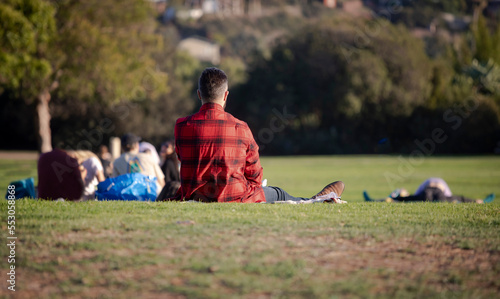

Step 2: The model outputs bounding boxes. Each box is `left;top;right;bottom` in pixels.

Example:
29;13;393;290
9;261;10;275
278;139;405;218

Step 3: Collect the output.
229;18;436;154
0;0;55;99
0;0;184;152
1;0;499;154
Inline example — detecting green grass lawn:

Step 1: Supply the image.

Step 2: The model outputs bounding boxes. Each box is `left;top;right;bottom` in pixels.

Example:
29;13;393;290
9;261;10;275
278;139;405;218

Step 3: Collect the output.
1;155;500;298
261;155;500;202
0;159;37;198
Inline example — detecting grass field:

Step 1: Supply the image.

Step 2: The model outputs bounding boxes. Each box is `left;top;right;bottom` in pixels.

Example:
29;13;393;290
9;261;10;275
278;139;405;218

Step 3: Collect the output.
1;155;500;298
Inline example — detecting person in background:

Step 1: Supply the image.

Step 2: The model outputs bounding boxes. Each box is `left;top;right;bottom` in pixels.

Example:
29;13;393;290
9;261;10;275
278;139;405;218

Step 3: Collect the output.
67;150;105;201
363;177;495;203
156;139;181;201
159;139;180;182
112;133;165;193
139;141;161;165
37;148;85;201
98;145;113;178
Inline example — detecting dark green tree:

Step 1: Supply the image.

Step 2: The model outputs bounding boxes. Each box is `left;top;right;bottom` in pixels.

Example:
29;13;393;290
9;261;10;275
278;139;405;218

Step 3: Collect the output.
0;0;168;152
0;0;57;152
473;15;500;64
230;17;433;154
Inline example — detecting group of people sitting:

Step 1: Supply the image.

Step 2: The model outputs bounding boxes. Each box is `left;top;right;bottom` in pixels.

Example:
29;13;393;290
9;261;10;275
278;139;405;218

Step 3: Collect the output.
37;134;180;201
31;67;494;204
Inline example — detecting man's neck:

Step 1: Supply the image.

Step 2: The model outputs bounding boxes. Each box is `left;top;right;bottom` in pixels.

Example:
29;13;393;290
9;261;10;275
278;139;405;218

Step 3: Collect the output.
202;100;225;109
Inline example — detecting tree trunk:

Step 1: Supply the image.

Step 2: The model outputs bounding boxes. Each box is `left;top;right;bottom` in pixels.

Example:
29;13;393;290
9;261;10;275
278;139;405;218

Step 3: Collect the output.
472;0;488;31
37;88;53;153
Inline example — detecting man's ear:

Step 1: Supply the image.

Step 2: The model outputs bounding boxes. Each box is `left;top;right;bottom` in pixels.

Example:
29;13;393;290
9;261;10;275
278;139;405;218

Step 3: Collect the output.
223;90;229;102
197;90;202;101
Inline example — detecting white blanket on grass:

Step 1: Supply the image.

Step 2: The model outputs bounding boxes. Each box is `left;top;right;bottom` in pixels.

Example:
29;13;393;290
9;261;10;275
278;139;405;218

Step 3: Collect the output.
181;192;347;204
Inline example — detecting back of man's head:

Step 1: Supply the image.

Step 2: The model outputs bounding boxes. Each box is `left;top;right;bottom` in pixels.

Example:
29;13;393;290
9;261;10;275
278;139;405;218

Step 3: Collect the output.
121;133;141;153
198;67;228;102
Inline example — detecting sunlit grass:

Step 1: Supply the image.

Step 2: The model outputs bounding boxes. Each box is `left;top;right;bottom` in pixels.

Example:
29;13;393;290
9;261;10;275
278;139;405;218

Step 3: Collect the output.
0;156;499;298
260;155;500;201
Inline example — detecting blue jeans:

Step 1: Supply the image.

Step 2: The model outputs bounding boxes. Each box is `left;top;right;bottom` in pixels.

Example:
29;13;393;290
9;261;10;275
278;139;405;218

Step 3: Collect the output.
263;186;308;203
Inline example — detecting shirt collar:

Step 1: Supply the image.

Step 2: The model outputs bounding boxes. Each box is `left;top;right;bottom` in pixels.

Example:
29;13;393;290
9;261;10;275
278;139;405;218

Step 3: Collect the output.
200;102;224;112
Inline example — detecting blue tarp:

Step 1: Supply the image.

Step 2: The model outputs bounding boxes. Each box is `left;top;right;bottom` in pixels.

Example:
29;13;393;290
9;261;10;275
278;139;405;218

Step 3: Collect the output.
5;177;36;199
96;173;158;201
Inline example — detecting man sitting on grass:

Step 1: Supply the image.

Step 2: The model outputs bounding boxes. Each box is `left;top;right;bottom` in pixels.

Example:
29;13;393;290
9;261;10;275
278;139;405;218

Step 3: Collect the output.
172;67;345;203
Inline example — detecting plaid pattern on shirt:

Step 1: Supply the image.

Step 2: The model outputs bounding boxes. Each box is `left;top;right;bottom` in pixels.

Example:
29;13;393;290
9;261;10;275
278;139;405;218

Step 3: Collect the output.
174;103;265;203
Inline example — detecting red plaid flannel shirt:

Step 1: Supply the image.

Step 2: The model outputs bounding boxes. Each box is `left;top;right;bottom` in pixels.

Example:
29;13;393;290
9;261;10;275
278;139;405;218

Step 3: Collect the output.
174;103;265;203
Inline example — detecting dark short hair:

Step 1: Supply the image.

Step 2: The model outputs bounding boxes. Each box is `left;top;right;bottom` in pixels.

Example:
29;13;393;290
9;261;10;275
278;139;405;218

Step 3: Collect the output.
161;139;174;148
198;67;228;102
121;133;141;151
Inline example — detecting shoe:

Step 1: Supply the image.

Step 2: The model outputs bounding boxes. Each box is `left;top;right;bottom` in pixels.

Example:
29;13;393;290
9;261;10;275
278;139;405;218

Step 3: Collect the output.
389;189;401;199
363;190;373;202
389;188;409;199
483;193;495;203
312;181;344;199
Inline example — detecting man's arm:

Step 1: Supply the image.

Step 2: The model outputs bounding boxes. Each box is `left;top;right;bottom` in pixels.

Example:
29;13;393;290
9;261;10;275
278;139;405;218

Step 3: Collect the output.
244;138;263;187
174;120;182;162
